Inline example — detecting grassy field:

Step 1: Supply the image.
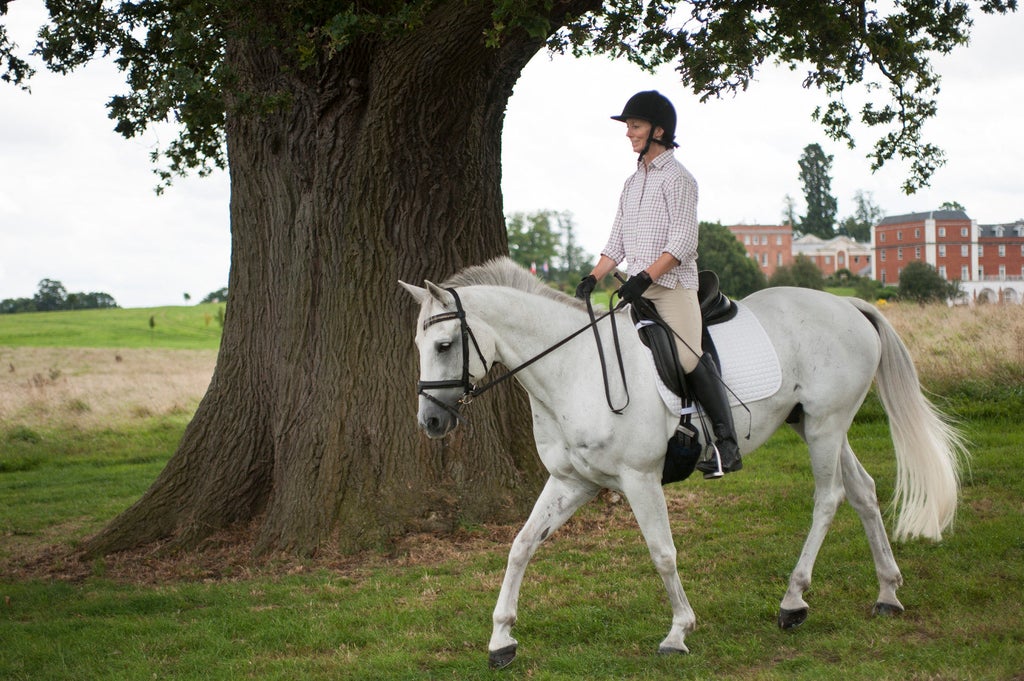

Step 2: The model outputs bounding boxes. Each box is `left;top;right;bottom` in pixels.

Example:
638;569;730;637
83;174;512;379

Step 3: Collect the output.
0;303;224;349
1;301;1023;680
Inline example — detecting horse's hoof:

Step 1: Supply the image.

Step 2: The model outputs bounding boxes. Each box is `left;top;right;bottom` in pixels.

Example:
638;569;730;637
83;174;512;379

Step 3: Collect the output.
488;644;518;670
872;601;905;617
778;607;809;629
657;644;690;656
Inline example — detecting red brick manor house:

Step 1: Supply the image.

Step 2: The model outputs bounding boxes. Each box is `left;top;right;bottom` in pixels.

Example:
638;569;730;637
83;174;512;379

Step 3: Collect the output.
727;210;1024;304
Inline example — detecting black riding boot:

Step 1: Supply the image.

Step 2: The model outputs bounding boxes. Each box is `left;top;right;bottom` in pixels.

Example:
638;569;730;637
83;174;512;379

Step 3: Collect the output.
686;352;742;479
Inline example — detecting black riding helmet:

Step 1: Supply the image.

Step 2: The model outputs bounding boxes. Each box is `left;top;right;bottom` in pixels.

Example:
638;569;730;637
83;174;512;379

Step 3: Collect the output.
611;90;679;159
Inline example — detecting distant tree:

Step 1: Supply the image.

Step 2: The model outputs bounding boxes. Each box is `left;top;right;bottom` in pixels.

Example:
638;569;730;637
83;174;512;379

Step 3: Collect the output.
697;221;768;298
939;201;967;213
781;194;799;229
33;278;67;312
506;211;561;274
506;211;594;292
2;282;117;313
184;293;192;303
0;297;34;314
65;292;118;310
838;190;885;242
797;144;838;239
898;261;956;304
769;254;825;290
201;287;229;304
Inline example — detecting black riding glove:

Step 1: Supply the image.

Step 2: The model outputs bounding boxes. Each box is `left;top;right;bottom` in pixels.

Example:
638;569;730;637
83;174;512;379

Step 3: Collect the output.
617;271;653;304
575;274;597;301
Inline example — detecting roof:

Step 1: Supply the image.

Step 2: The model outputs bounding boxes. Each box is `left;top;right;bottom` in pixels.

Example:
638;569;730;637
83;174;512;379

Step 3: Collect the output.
878;210;969;225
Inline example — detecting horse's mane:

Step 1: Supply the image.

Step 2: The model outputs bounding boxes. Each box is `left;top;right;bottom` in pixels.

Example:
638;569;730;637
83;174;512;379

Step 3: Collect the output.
442;256;589;311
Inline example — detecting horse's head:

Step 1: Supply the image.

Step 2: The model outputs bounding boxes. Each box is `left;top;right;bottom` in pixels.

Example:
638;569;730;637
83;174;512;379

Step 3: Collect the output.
400;280;495;438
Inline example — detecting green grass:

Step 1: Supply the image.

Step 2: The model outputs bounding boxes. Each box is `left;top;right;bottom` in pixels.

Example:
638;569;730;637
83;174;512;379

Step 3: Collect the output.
1;389;1022;680
0;304;224;349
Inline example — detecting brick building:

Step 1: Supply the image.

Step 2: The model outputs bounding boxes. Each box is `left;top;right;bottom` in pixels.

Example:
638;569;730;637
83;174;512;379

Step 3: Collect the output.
792;234;873;277
871;211;1024;303
871;210;977;285
977;219;1024;281
727;224;871;279
726;224;793;277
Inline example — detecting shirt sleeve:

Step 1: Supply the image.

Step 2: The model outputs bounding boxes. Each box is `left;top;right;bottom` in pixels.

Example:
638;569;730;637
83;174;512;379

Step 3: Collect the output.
601;185;628;264
661;168;699;265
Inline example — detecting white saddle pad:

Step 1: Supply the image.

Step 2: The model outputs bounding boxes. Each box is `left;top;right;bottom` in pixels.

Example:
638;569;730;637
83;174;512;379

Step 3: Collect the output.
639;302;782;415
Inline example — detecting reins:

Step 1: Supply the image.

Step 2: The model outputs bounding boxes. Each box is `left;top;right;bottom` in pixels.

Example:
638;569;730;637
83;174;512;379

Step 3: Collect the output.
418;288;630;422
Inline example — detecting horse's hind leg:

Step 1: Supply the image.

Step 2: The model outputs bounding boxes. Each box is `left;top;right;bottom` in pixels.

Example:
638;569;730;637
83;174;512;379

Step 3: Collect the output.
488;475;599;669
779;422;846;629
840;440;904;615
620;473;696;654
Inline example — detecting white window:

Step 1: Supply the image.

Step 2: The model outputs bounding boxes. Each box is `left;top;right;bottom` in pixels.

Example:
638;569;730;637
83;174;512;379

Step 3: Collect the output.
999;245;1006;257
881;250;887;261
915;247;921;258
939;266;947;279
961;245;969;257
744;235;751;245
897;247;903;260
897;230;903;240
999;265;1007;279
961;227;969;237
915;228;921;238
939;245;946;257
776;235;783;245
962;265;970;280
938;227;946;237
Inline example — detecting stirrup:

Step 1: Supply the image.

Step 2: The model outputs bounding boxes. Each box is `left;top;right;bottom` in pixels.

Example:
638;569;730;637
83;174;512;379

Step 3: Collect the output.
696;443;724;480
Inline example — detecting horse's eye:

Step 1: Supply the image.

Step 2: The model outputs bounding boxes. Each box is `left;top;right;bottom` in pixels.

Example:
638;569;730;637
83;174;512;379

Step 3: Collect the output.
437;341;453;354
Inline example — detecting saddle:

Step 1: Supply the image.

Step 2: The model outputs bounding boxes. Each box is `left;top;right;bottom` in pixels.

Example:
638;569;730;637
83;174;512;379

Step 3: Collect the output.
630;270;737;399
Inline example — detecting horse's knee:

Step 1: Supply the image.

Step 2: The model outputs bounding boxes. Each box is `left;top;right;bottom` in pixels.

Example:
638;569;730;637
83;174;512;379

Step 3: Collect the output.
648;544;678;575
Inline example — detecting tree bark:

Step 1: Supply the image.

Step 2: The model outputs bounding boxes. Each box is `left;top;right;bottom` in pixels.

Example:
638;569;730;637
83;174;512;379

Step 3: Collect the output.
82;2;580;558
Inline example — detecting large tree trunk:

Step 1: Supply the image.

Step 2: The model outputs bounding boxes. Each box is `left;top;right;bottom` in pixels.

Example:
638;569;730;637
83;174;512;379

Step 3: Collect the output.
83;3;582;558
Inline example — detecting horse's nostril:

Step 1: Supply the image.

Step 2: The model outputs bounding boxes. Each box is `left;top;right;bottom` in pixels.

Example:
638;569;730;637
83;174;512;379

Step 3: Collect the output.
425;416;440;432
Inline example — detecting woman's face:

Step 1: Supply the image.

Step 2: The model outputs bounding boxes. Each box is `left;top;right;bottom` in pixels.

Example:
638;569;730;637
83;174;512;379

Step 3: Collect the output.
624;118;663;155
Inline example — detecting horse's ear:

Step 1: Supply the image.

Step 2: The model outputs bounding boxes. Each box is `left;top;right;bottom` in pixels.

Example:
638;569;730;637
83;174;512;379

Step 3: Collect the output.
398;280;429;304
424;281;455;307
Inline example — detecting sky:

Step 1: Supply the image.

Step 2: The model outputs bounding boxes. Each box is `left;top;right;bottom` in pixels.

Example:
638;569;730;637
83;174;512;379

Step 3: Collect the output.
2;4;1022;309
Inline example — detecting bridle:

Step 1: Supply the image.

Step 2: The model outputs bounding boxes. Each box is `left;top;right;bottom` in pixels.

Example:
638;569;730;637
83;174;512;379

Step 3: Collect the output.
417;287;629;425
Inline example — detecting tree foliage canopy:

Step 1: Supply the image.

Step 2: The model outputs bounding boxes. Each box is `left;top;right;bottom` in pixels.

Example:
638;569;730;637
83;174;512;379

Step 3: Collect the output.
769;254;826;290
696;221;767;298
1;278;118;314
2;1;1017;191
898;260;958;303
506;210;594;292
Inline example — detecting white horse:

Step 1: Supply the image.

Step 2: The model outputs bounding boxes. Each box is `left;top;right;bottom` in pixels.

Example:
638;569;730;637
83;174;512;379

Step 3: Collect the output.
400;257;964;669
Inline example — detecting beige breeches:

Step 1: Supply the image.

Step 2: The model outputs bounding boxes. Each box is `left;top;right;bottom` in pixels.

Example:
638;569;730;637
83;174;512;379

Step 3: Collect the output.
642;284;703;373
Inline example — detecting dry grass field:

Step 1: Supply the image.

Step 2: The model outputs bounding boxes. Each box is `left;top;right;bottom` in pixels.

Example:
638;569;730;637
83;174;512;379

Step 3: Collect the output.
879;300;1024;388
0;347;217;429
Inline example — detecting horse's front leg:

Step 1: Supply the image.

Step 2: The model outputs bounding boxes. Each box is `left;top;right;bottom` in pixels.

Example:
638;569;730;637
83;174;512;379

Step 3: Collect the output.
488;474;599;669
620;472;697;654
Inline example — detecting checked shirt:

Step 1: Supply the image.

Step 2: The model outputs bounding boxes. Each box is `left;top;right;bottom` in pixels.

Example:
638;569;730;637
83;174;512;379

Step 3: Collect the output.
601;149;700;290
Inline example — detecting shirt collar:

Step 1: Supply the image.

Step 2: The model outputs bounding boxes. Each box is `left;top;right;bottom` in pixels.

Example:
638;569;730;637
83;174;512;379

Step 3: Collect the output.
639;148;675;171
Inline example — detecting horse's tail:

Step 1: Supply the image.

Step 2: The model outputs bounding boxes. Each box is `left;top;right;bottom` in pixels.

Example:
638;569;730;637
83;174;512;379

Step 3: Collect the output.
849;298;967;542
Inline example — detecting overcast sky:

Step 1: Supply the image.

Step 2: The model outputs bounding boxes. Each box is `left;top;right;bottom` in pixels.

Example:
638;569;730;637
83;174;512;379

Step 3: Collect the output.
2;5;1022;308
